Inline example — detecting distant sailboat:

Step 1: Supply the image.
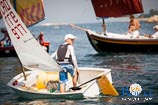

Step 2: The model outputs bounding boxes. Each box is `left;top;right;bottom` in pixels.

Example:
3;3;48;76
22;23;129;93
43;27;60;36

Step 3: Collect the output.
0;0;118;99
71;0;158;53
0;0;49;57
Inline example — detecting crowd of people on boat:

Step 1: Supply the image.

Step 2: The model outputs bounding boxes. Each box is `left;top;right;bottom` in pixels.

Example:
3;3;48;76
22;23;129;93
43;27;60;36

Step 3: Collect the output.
0;28;12;47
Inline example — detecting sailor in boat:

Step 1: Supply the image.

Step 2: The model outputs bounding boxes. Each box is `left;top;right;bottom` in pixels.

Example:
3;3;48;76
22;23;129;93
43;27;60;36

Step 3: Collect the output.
151;25;158;38
51;34;79;93
144;25;158;38
37;32;45;45
37;32;50;52
127;15;141;38
127;25;140;38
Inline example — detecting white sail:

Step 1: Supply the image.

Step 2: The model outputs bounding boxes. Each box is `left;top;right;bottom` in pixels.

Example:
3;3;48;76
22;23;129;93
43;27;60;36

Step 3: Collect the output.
0;0;60;71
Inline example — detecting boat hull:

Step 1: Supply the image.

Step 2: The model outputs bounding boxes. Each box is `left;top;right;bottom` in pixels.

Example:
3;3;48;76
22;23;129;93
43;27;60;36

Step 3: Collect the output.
86;31;158;53
0;46;17;57
8;67;114;99
12;87;84;99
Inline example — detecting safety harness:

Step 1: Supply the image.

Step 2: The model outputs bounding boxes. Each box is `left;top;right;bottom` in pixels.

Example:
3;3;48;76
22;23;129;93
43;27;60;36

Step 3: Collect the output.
56;44;73;66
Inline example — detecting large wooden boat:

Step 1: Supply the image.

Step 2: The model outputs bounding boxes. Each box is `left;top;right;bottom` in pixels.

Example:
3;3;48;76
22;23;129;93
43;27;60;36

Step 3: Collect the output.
72;0;158;53
87;0;150;53
86;30;158;53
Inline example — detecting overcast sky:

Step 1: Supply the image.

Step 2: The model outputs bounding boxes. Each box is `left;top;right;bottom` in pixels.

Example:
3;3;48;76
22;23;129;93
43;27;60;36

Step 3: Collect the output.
41;0;158;24
142;0;158;13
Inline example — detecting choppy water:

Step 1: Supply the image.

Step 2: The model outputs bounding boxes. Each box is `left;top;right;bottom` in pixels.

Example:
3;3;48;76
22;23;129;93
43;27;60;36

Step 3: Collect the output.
1;22;158;105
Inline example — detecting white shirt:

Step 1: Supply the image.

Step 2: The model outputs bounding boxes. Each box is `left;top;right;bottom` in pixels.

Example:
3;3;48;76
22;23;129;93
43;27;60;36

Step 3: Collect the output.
127;30;139;38
152;31;158;38
51;43;78;70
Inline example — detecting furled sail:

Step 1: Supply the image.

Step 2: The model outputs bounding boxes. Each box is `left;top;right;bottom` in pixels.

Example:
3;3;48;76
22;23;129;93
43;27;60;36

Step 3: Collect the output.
91;0;144;17
0;0;60;71
0;0;45;26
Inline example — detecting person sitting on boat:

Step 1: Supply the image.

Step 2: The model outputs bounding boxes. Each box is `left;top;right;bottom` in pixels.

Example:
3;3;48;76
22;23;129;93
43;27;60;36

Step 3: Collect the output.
128;15;141;38
37;32;50;52
37;32;45;45
0;28;11;47
151;25;158;38
51;34;79;93
144;25;158;38
127;26;139;38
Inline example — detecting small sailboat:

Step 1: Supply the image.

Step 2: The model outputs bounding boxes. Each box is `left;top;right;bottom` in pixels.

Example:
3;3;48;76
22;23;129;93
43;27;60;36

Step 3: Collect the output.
71;0;158;53
8;67;117;99
0;0;118;99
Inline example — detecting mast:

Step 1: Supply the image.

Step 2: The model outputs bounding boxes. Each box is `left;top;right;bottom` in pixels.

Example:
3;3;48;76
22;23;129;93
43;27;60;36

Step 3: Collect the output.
102;18;106;35
21;63;27;81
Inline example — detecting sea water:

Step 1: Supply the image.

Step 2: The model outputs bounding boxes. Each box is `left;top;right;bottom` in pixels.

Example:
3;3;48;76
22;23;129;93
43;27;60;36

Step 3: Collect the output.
0;22;158;105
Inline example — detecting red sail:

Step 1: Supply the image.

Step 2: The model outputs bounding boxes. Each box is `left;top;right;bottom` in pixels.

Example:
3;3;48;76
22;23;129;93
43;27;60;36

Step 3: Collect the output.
91;0;144;17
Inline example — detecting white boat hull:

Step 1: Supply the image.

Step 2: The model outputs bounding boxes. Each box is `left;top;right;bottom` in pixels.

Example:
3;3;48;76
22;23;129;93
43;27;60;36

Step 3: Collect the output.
8;67;114;99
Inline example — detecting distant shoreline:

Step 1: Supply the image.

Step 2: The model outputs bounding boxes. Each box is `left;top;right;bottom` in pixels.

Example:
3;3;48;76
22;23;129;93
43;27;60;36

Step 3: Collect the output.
137;15;158;23
39;15;158;26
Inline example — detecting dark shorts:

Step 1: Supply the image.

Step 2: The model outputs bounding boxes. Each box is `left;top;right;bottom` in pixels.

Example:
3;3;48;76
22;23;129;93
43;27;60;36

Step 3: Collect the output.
59;63;75;84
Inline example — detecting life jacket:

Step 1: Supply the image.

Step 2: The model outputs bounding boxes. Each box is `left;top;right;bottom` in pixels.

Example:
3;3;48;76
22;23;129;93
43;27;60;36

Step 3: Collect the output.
56;44;73;65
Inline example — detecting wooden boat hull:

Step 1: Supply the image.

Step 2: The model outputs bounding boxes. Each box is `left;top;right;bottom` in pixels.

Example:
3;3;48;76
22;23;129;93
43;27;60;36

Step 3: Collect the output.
86;31;158;53
0;46;16;57
7;67;117;99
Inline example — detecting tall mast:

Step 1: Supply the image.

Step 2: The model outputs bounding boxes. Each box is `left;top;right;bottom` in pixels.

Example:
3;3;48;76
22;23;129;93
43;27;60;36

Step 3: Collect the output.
102;18;106;35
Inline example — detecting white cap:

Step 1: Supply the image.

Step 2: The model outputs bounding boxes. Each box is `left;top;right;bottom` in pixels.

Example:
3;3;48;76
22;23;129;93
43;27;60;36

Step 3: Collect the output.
153;25;158;30
64;34;76;41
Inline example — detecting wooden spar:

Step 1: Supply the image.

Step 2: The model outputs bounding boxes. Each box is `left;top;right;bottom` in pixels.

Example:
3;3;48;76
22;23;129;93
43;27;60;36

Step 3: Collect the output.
69;24;89;32
18;58;27;80
102;18;106;35
21;66;27;81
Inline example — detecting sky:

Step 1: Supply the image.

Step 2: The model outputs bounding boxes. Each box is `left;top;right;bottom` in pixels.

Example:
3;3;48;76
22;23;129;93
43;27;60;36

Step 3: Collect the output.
41;0;158;24
142;0;158;13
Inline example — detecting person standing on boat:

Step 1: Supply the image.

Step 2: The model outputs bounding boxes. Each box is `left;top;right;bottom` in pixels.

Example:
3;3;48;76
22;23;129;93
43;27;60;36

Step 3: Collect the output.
128;15;141;38
51;34;79;93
